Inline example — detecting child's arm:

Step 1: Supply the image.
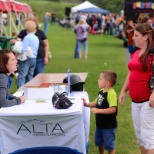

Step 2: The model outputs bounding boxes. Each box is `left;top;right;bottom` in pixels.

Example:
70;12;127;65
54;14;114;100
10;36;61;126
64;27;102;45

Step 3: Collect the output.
91;106;117;114
81;98;96;108
22;36;30;53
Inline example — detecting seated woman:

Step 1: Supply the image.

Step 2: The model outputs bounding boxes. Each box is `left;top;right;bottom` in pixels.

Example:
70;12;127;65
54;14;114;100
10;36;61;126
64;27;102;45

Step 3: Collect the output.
0;49;25;108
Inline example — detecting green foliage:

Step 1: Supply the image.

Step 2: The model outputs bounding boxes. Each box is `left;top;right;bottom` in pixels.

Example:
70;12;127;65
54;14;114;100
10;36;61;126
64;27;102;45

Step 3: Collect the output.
90;0;125;13
56;11;65;19
10;24;140;153
18;0;75;21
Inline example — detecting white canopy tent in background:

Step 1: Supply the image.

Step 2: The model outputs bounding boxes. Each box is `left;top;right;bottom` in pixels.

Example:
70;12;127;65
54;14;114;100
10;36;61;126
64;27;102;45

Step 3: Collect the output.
77;7;109;14
71;1;98;13
0;0;32;37
70;1;100;27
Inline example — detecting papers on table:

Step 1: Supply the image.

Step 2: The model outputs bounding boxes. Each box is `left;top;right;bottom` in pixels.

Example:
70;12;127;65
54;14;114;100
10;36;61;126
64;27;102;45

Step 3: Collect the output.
13;91;24;97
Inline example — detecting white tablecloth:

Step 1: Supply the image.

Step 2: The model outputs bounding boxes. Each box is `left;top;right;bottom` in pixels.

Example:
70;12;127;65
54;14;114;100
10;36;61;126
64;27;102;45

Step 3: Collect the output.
0;92;90;154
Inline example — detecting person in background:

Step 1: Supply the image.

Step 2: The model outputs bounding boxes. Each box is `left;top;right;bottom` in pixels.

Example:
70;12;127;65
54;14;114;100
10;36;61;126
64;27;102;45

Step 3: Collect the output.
101;15;106;34
74;14;88;58
119;23;154;154
141;16;152;25
114;14;122;36
0;49;25;108
33;12;38;22
96;14;102;35
75;13;81;25
44;12;50;34
11;16;49;77
2;13;7;27
74;41;79;58
109;14;115;36
82;70;118;154
148;12;154;27
32;18;49;77
51;13;56;25
104;15;110;35
15;20;39;88
15;14;20;26
89;14;96;34
123;18;136;58
74;18;91;59
88;14;94;30
80;14;87;23
137;17;142;24
74;13;81;59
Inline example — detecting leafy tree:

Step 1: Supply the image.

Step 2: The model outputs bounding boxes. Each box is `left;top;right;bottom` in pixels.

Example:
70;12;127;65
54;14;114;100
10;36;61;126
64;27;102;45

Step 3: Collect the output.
87;0;125;13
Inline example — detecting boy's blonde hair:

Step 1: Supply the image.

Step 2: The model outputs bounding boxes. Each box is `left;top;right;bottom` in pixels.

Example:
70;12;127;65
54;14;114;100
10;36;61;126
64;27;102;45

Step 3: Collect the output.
25;20;37;32
102;70;117;87
26;16;39;29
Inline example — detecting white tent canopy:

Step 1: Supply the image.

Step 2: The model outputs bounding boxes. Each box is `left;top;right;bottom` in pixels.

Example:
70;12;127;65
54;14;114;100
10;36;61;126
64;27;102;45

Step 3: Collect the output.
71;1;98;13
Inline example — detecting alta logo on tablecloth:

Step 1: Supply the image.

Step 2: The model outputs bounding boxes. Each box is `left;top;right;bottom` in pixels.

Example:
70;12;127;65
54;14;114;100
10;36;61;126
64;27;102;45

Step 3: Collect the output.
16;119;67;137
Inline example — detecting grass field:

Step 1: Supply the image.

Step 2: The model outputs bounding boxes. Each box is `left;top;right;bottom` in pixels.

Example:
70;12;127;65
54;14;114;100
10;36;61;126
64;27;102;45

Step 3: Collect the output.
10;24;140;154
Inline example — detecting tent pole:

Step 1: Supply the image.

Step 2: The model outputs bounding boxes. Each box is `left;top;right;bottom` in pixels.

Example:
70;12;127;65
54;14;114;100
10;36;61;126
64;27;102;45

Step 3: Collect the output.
8;11;18;38
3;2;11;37
0;12;3;36
19;12;23;30
9;12;11;37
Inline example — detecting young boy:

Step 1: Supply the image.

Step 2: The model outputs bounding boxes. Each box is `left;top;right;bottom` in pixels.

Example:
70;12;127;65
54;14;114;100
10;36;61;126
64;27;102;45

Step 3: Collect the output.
82;70;118;154
15;20;39;88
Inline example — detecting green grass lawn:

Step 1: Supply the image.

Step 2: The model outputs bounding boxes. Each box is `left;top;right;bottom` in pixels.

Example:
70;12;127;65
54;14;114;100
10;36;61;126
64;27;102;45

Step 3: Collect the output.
10;24;140;154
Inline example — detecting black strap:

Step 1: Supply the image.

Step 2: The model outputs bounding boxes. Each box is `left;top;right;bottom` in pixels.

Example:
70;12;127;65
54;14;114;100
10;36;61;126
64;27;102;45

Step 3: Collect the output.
149;51;154;77
149;48;154;92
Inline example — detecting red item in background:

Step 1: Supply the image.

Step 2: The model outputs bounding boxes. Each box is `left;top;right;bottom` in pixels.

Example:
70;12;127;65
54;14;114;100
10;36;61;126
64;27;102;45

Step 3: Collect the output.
39;83;53;87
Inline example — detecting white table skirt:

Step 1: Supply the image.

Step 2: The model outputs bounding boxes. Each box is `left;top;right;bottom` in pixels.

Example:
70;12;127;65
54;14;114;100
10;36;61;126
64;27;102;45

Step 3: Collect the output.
0;92;90;154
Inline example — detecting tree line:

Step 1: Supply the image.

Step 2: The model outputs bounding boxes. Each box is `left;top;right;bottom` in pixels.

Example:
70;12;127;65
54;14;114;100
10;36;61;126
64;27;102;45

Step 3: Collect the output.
41;0;125;13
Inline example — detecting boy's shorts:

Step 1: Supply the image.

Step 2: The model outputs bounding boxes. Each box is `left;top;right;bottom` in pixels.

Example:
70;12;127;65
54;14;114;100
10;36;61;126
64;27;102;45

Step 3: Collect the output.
95;128;117;151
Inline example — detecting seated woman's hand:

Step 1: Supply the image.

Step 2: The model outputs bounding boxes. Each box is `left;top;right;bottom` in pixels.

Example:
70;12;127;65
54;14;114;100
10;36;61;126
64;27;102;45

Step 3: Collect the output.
19;96;26;103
